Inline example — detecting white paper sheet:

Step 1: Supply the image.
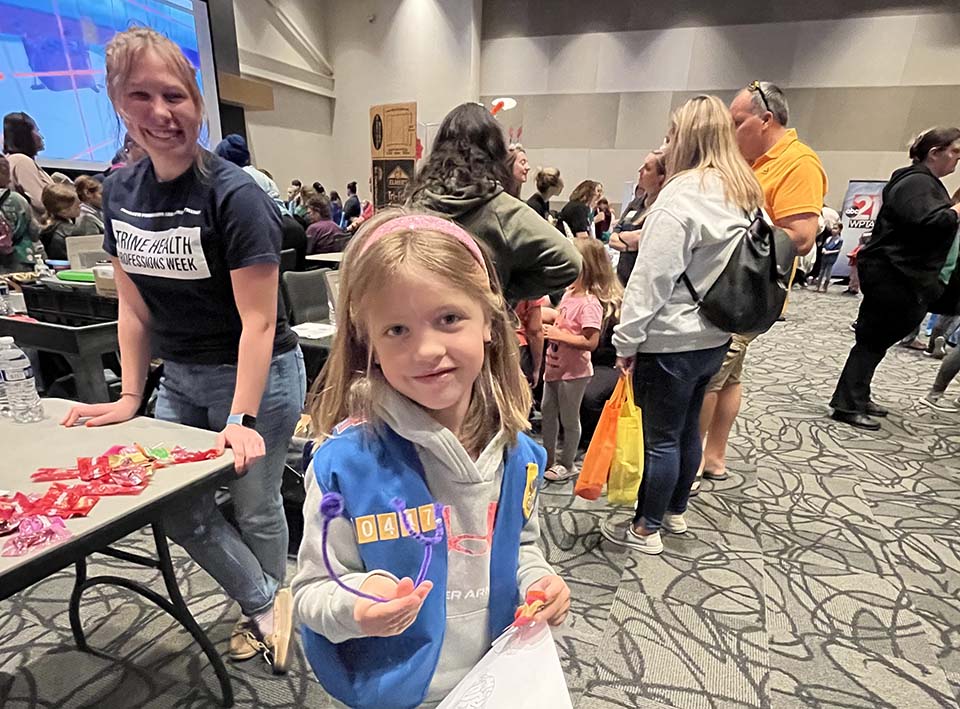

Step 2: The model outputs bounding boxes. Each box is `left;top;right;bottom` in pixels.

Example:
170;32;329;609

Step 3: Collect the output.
438;623;572;709
291;322;336;339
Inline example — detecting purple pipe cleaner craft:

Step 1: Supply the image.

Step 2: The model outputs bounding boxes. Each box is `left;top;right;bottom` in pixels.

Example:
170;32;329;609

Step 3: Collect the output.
320;492;445;603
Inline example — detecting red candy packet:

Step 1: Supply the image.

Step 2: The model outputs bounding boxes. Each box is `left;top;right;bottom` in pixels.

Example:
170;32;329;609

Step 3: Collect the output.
81;480;147;496
31;467;80;482
167;447;221;464
31;483;99;518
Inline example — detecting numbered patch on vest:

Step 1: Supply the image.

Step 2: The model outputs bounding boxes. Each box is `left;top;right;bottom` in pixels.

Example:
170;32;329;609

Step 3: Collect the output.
355;504;437;544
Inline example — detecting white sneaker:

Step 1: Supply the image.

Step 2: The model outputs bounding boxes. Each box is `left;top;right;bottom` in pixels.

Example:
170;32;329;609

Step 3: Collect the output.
544;464;575;481
663;513;688;534
920;395;960;413
600;516;663;554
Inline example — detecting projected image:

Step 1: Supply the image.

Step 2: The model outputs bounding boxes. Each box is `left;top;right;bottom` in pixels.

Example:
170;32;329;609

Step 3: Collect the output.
0;0;219;167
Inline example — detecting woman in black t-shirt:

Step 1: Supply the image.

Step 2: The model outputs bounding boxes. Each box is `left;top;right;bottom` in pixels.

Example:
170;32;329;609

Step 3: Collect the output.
62;28;305;674
558;179;602;239
527;167;564;220
610;151;666;285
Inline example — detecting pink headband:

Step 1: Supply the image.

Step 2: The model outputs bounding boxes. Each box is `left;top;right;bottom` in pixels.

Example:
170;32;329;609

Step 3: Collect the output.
359;214;488;277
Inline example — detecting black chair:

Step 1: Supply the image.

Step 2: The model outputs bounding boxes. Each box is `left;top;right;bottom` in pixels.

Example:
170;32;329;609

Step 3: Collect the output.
279;248;297;274
281;268;329;324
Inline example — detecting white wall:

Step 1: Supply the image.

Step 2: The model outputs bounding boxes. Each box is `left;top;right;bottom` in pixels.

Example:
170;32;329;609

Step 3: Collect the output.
321;0;483;197
481;10;960;210
233;0;337;190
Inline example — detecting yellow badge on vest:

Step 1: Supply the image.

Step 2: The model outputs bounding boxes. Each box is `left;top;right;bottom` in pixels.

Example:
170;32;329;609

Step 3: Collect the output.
522;463;539;520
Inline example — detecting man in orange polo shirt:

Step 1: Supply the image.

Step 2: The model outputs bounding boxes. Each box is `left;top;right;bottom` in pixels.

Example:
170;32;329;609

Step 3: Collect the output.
696;82;827;486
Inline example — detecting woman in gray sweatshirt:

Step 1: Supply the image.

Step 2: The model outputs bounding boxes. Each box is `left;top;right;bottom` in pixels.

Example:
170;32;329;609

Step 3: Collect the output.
602;95;765;556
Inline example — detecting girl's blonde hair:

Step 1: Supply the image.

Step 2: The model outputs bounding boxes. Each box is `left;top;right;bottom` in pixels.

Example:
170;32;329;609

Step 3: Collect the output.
41;183;78;223
104;27;208;170
309;209;531;453
574;238;623;323
665;95;764;213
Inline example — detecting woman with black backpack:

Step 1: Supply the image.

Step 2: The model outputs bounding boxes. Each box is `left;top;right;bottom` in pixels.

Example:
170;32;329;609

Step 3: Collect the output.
601;95;764;556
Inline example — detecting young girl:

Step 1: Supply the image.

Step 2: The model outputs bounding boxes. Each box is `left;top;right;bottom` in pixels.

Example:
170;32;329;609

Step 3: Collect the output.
293;210;570;709
542;238;622;481
39;183;85;260
816;222;844;292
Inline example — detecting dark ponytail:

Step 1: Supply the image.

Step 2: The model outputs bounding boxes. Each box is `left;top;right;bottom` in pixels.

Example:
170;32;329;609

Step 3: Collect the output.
909;126;960;164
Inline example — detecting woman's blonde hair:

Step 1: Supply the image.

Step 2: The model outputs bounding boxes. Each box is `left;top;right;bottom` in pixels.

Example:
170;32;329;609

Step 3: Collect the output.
574;238;623;323
41;183;78;223
309;209;531;454
104;27;208;170
665;95;763;213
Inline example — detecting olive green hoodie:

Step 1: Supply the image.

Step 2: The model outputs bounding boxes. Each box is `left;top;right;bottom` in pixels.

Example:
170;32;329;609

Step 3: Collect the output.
409;183;581;302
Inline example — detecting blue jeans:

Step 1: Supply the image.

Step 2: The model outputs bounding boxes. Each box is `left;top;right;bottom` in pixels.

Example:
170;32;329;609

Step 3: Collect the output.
631;343;729;531
156;346;306;616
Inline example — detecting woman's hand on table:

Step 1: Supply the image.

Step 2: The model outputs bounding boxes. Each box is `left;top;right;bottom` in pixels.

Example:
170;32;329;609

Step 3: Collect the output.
217;424;265;475
60;395;141;428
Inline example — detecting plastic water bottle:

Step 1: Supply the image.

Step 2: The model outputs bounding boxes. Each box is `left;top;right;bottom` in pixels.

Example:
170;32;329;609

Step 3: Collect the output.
0;337;11;416
1;341;43;423
0;281;11;316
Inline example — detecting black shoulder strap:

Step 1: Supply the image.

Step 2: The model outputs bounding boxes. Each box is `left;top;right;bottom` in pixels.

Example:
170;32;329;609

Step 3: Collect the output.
0;189;10;209
680;272;701;305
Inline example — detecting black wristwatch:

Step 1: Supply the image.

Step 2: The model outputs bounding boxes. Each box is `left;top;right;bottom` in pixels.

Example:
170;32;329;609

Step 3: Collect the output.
226;413;257;429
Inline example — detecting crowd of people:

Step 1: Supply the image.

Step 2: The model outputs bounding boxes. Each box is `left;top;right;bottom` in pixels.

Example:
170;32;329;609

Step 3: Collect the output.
4;23;960;709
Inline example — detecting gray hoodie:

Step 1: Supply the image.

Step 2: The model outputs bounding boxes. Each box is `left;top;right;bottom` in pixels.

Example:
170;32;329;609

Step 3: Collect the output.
613;169;749;355
409;183;581;302
292;389;556;707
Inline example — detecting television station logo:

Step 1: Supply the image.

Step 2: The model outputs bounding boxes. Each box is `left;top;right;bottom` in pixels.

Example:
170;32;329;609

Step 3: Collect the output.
845;193;879;229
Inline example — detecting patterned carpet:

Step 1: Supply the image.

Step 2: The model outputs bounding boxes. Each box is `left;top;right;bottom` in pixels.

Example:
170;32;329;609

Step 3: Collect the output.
3;289;960;708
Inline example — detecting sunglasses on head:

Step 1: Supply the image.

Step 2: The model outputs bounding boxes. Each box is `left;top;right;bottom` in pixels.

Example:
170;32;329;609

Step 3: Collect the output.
749;80;772;115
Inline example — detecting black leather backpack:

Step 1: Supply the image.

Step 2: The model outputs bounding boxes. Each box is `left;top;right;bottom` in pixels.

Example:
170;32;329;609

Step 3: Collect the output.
680;210;796;334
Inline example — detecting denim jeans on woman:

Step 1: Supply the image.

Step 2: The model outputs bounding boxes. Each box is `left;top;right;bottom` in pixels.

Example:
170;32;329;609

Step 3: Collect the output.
631;342;729;530
156;346;307;616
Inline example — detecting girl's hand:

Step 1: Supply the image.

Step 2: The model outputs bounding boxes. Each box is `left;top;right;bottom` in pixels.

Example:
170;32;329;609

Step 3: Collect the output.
616;356;634;374
217;424;265;475
528;575;571;626
61;396;141;428
354;575;433;637
543;324;567;343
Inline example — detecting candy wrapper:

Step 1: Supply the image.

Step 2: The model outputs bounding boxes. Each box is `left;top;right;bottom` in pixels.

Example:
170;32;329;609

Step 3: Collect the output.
31;467;80;482
2;515;72;557
28;484;99;518
81;480;148;497
167;447;221;464
0;503;19;535
29;444;219;485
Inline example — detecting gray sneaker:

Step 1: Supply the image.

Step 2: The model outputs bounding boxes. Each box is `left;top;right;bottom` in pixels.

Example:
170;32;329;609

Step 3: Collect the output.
600;516;663;554
926;336;947;359
920;394;959;413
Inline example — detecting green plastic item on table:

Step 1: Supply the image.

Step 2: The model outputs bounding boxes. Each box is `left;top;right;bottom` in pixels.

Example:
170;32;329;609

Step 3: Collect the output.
56;270;96;283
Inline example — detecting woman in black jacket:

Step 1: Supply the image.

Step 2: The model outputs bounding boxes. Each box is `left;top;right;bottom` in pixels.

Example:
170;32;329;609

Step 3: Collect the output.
830;127;960;429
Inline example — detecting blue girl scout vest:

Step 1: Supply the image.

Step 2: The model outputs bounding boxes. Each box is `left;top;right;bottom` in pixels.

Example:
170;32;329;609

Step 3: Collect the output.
301;422;546;709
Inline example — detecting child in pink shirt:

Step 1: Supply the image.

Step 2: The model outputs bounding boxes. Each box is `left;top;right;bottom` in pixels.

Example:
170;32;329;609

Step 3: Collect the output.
543;239;622;481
